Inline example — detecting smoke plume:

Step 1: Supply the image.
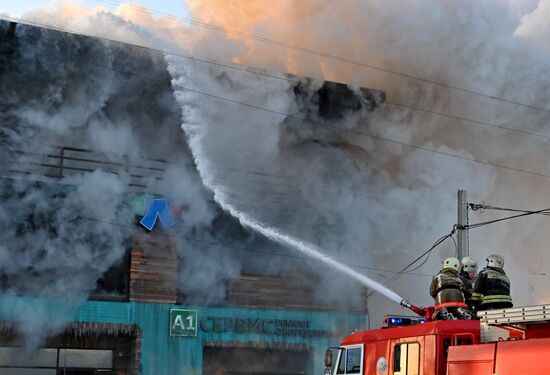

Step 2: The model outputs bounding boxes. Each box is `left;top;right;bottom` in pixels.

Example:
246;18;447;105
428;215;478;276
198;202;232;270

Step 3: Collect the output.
3;0;550;337
0;16;226;346
168;0;550;318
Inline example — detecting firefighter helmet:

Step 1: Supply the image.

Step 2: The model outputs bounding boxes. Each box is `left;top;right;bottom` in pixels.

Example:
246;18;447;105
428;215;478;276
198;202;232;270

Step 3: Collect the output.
461;256;478;273
486;254;504;268
443;257;460;271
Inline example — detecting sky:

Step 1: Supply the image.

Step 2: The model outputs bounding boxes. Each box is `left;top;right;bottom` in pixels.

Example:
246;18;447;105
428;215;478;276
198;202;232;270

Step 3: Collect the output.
1;0;188;19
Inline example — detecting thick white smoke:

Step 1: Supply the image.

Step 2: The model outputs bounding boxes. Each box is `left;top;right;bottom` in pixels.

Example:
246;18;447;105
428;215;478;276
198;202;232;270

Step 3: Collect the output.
0;15;225;347
166;0;550;321
5;0;550;329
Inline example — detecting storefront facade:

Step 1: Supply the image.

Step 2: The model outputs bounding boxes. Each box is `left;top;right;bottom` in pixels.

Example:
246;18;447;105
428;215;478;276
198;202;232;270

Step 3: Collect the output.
0;299;365;374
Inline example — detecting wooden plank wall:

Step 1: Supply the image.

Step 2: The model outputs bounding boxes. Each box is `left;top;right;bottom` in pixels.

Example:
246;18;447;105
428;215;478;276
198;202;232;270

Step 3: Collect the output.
129;233;178;303
127;232;367;312
227;273;329;311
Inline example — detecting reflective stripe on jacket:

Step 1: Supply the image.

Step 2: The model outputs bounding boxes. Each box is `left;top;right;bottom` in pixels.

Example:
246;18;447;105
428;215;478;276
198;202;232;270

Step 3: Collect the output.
480;294;512;306
473;266;512;307
430;268;465;305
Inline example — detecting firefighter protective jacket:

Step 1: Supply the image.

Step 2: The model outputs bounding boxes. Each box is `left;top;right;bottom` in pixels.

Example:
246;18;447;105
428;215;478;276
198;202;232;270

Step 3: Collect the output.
471;266;512;309
430;268;466;305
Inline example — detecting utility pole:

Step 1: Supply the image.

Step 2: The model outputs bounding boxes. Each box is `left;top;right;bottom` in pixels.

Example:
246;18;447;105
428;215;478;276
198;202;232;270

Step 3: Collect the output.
365;287;371;330
457;189;469;259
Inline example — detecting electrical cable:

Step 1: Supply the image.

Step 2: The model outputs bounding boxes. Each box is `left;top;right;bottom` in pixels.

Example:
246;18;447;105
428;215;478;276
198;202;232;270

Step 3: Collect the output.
0;15;298;85
465;205;550;229
3;15;550;143
384;100;550;141
392;230;456;278
366;228;456;298
451;232;458;257
93;0;550;116
470;203;550;216
211;166;292;181
5;16;550;293
3;16;546;178
7;18;550;188
85;60;550;181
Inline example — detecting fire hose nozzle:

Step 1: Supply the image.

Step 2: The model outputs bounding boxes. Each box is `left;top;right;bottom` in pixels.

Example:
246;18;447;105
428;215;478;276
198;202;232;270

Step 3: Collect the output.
400;299;434;320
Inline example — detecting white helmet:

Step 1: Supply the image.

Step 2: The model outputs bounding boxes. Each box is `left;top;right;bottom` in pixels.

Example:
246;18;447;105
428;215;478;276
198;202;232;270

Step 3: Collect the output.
443;257;460;272
461;256;478;273
486;254;504;268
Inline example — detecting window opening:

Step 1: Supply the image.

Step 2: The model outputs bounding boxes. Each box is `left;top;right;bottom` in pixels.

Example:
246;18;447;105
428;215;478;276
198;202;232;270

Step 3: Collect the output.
394;344;402;372
336;349;346;374
393;342;420;375
346;347;362;374
334;346;363;374
443;339;451;357
89;249;130;301
0;347;113;374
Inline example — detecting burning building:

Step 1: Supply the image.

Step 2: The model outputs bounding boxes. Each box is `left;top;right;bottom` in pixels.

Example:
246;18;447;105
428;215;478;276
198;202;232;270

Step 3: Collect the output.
0;19;386;374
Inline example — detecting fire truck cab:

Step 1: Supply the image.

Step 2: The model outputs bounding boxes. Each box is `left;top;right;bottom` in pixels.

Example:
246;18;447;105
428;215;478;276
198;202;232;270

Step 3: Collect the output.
325;316;479;375
324;305;550;375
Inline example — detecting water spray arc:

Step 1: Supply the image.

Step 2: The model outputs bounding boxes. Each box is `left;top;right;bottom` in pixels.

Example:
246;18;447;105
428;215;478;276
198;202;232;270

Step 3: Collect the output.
185;133;406;305
217;188;404;304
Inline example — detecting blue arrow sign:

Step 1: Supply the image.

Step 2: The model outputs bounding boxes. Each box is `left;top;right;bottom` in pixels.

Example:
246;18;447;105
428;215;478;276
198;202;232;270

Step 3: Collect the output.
140;198;176;231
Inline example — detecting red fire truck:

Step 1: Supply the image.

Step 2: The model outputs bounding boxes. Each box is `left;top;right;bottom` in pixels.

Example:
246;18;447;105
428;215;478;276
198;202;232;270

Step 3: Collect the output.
324;304;550;374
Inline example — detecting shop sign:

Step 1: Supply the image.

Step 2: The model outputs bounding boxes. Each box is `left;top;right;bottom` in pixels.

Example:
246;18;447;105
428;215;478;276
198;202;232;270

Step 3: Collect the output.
170;309;197;337
199;317;333;338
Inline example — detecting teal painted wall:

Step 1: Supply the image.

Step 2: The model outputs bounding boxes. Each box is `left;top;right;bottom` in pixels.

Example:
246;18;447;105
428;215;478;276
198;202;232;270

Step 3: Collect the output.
0;297;366;374
77;302;365;374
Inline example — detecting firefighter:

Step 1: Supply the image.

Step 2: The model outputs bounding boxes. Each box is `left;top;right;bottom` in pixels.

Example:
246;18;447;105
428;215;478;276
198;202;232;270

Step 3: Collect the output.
460;256;478;311
430;257;473;320
471;254;513;311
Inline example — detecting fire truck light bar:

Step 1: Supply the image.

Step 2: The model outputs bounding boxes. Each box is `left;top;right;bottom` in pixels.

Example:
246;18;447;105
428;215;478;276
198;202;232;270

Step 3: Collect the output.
383;315;426;328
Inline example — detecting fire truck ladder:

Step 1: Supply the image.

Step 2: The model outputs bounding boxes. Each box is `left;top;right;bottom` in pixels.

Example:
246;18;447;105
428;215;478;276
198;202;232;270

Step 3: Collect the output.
477;304;550;342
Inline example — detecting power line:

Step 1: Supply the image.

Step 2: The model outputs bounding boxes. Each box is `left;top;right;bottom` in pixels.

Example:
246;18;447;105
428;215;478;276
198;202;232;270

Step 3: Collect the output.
12;26;546;184
211;166;292;181
470;203;550;216
385;100;550;141
83;216;431;277
387;229;456;281
5;17;550;290
5;15;550;143
0;15;298;85
366;228;456;298
8;17;527;183
93;0;550;116
89;61;550;181
466;204;550;229
8;14;550;269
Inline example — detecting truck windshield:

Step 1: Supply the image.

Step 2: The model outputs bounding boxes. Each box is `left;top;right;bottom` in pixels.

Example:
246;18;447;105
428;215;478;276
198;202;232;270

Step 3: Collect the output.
335;346;363;374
